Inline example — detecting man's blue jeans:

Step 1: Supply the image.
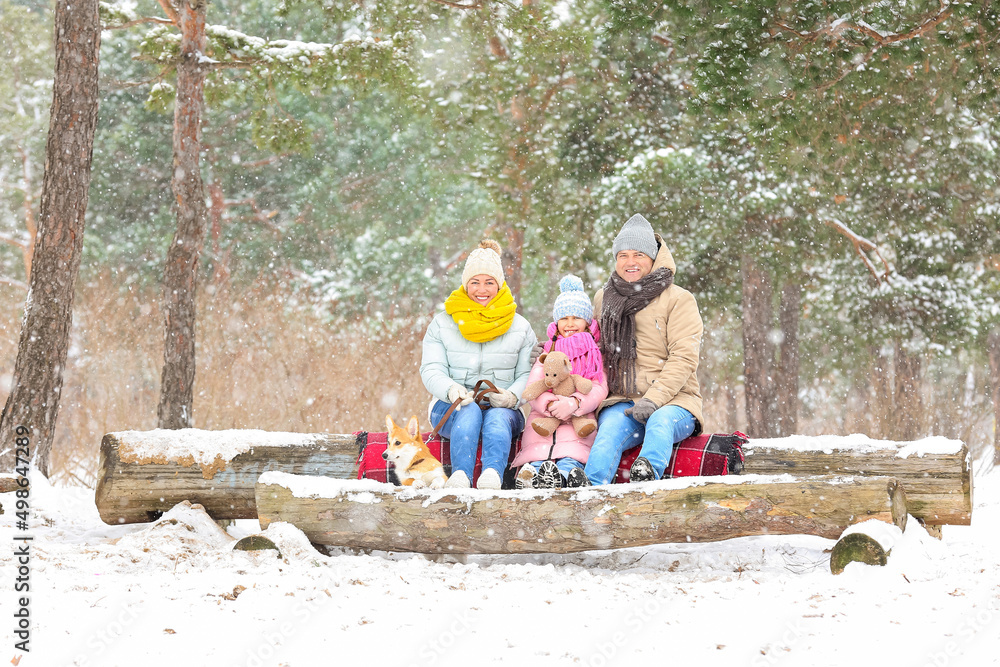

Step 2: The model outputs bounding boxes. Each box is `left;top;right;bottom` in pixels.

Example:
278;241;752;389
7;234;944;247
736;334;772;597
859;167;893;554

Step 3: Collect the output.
430;400;524;480
583;402;696;485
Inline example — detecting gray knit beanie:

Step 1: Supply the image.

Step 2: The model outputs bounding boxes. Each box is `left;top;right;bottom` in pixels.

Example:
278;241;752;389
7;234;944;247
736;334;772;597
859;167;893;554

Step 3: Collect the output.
611;214;658;260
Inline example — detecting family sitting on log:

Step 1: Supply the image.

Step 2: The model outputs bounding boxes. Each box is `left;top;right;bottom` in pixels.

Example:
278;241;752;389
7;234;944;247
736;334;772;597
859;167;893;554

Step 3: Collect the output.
418;213;704;490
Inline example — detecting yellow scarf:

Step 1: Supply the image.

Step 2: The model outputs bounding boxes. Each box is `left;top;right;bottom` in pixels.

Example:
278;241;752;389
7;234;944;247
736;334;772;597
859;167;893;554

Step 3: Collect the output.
445;283;517;343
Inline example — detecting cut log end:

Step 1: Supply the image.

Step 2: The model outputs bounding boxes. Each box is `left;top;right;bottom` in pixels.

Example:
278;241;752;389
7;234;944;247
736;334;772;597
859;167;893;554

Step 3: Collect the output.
233;535;280;557
830;532;888;574
888;479;908;532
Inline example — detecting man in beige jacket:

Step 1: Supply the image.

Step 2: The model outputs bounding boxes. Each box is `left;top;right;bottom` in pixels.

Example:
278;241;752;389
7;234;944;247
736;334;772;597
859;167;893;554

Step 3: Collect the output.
566;214;704;487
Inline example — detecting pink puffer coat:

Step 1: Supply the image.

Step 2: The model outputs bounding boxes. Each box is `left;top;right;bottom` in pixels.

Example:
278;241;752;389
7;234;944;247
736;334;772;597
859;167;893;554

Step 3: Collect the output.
511;359;609;467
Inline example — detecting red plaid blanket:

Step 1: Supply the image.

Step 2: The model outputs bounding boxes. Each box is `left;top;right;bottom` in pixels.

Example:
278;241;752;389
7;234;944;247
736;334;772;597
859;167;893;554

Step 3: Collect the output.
355;431;521;487
615;432;747;483
357;431;747;486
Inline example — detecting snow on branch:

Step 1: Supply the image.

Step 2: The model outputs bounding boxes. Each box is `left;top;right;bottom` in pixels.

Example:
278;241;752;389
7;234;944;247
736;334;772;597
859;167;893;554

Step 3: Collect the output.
99;2;173;30
427;0;484;9
825;218;892;285
771;1;954;92
155;0;179;25
773;1;953;47
199;26;408;74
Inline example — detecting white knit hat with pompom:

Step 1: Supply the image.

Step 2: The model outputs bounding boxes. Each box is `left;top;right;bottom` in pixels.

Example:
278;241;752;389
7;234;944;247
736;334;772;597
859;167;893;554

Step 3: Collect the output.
462;239;505;287
552;275;593;323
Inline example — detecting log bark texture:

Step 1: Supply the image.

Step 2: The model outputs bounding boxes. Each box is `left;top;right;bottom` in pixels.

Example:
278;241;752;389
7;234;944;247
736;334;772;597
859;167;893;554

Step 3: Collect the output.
95;431;358;524
0;0;100;475
744;440;971;525
255;474;906;555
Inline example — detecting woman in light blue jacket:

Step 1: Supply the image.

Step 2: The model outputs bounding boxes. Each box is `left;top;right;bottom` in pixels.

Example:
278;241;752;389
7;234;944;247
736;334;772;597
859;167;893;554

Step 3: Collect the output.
420;239;537;489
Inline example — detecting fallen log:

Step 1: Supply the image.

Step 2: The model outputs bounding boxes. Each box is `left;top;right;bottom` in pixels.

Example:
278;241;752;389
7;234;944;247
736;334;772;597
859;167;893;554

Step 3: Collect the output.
95;429;357;524
743;435;972;525
0;476;19;494
96;429;972;527
255;472;907;555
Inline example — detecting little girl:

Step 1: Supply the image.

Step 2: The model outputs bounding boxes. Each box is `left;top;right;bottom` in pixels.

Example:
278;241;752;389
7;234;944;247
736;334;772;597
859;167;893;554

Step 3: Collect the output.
511;275;608;488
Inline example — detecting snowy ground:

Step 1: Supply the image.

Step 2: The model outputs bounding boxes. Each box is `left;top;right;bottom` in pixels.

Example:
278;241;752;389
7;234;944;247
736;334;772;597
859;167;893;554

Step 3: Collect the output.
2;455;999;667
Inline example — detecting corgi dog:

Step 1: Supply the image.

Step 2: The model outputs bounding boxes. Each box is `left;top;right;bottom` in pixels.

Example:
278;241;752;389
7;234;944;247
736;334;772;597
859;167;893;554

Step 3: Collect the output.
383;415;448;489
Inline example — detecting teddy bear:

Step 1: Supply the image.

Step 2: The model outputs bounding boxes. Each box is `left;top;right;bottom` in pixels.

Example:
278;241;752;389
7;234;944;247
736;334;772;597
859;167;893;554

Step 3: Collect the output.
520;351;598;438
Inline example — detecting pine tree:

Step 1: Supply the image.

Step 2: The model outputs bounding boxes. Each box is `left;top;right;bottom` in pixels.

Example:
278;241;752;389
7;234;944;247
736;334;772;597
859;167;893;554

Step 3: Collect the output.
0;0;101;474
101;0;417;427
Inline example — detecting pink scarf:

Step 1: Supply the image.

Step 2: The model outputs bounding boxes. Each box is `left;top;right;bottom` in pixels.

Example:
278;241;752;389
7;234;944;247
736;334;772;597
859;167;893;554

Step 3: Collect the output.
543;320;604;383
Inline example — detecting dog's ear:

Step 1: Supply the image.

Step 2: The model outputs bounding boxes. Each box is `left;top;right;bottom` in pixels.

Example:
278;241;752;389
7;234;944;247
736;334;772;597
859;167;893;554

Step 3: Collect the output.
386;415;396;432
407;416;420;438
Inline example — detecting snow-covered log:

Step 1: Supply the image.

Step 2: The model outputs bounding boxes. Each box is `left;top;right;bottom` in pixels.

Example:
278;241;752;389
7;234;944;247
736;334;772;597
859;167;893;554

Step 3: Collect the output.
95;429;358;524
96;430;972;527
743;435;972;525
254;472;907;555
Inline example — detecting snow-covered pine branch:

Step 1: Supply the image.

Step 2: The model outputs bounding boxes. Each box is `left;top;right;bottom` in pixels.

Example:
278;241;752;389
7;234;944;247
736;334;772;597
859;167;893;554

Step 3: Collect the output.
825;217;892;285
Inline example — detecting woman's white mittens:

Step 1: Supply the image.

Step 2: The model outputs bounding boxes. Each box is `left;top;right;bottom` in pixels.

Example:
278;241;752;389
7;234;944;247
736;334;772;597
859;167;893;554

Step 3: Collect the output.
488;388;519;409
447;383;474;408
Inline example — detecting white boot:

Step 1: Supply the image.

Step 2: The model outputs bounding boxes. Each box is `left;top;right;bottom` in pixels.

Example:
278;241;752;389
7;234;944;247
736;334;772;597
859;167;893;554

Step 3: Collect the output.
444;470;470;489
476;468;502;490
515;463;537;490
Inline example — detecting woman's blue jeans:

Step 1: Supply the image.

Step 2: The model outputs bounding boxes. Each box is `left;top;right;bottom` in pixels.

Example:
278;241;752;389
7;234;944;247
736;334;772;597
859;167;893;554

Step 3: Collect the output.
583;402;696;485
429;400;524;479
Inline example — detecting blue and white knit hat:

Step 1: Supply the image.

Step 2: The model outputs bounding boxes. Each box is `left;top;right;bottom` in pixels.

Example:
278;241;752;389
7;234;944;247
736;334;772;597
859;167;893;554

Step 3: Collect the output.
552;275;593;323
611;213;658;260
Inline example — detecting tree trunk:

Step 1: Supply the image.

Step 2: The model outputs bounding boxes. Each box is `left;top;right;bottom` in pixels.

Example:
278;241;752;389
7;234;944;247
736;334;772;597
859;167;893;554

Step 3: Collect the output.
725;384;739;433
498;219;524;304
158;0;209;429
0;0;100;475
870;345;893;439
256;473;907;554
776;279;800;435
988;329;1000;466
893;340;923;441
741;255;778;437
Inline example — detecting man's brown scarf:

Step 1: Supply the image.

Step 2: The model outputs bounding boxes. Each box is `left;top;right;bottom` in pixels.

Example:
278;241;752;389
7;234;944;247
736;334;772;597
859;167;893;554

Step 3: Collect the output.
599;267;673;396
